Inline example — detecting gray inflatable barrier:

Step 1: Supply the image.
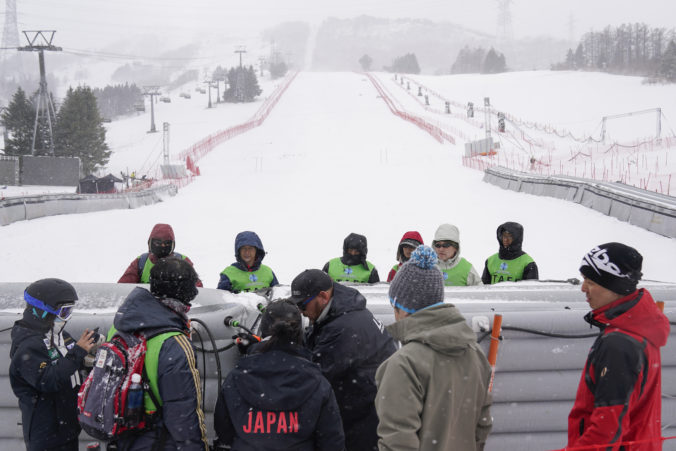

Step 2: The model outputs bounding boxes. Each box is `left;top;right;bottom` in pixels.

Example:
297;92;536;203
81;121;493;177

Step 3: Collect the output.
0;281;674;451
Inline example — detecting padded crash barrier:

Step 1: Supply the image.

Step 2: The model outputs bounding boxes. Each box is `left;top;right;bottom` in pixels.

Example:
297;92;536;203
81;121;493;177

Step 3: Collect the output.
0;281;673;451
484;166;676;238
0;184;177;226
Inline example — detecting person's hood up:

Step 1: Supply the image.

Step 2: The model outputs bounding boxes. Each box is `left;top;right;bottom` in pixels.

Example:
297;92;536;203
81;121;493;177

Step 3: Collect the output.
234;231;266;267
341;232;369;268
433;224;461;265
586;288;669;349
229;344;321;410
148;223;175;242
496;222;525;260
386;304;476;356
396;231;424;263
113;287;188;335
9;320;47;358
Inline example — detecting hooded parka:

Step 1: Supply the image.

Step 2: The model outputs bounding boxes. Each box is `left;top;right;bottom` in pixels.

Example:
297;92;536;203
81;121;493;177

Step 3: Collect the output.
118;224;202;286
386;231;423;282
218;231;280;293
567;288;669;450
432;224;482;286
375;304;493;451
113;287;209;451
481;222;538;284
323;233;379;284
213;342;345;450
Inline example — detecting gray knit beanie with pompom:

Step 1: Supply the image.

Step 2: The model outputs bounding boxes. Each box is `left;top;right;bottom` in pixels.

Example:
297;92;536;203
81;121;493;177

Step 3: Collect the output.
388;245;444;314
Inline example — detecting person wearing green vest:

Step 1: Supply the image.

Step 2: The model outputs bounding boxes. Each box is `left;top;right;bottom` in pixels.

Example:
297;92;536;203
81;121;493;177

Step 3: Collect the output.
118;223;203;287
432;223;482;286
322;232;379;284
218;231;279;293
481;221;539;284
112;257;209;450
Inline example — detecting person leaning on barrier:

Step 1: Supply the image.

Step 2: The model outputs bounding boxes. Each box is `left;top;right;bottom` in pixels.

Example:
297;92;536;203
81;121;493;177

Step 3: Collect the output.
217;230;280;293
323;233;379;283
213;299;345;451
113;257;209;450
375;245;492;451
118;223;203;286
567;242;669;450
290;269;395;451
432;223;482;286
481;221;538;284
9;278;100;451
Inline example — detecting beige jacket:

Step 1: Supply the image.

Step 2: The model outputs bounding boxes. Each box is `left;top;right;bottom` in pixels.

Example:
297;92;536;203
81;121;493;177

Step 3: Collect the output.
375;304;492;451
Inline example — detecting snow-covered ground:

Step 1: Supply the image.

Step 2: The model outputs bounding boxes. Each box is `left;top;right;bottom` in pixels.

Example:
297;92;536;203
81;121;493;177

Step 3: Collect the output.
2;70;676;289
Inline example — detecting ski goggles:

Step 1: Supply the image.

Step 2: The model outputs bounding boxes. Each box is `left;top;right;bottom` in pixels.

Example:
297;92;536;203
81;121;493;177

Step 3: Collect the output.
24;291;75;320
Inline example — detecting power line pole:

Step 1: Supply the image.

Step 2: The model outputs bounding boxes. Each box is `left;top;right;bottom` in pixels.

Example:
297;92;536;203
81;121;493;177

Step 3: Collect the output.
18;30;61;155
235;46;247;68
495;0;514;47
1;0;21;78
142;85;160;133
203;80;213;108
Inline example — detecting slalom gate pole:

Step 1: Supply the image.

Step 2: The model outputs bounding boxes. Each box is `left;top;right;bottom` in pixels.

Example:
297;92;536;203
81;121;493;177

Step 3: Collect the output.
487;314;503;393
657;301;665;312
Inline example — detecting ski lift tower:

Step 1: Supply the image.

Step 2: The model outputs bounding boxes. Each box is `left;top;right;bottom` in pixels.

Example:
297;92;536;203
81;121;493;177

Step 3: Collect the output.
18;30;61;155
143;86;160;133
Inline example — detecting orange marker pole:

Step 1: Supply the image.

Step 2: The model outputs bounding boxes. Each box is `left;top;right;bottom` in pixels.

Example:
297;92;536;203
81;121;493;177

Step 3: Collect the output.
656;301;665;313
487;314;503;393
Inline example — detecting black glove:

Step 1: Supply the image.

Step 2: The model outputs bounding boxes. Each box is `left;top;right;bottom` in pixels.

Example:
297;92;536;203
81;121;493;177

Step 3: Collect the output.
232;333;261;355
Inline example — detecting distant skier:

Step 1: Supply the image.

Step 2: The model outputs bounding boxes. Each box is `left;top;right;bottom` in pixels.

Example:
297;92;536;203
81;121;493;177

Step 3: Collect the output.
10;278;99;451
432;223;482;286
118;223;203;286
323;233;379;283
217;231;279;293
481;221;538;284
386;231;423;282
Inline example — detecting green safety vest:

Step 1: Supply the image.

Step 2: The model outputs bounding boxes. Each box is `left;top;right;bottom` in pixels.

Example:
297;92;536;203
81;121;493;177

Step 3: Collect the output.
139;253;186;283
485;253;534;284
105;327;182;413
221;265;274;292
327;257;374;283
441;258;472;286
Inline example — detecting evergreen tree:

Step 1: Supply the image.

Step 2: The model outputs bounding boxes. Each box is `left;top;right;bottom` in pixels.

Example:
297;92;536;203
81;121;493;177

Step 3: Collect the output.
358;54;373;71
574;43;585;69
54;86;110;174
223;66;261;103
269;60;288;79
1;87;35;156
385;53;420;74
481;48;507;73
451;46;486;74
658;40;676;81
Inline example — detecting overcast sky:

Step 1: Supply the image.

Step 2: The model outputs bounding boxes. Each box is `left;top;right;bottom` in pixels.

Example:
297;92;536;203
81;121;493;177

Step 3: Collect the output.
6;0;675;51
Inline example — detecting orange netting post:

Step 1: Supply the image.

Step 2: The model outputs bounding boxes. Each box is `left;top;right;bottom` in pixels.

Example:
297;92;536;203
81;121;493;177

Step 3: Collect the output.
657;301;664;312
487;314;503;393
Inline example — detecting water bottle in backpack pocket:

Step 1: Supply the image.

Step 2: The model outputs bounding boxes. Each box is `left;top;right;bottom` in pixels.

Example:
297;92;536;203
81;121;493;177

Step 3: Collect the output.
77;331;151;440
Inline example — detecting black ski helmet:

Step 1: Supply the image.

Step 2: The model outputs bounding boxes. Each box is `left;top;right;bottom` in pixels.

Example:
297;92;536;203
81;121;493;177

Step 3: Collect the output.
24;278;78;320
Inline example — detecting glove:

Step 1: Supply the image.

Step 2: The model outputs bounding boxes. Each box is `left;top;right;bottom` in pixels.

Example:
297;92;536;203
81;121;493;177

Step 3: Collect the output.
232;333;261;355
84;331;106;368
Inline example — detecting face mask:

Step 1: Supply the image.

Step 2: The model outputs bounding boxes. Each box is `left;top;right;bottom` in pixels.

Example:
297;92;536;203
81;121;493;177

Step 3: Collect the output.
53;316;67;334
150;239;173;258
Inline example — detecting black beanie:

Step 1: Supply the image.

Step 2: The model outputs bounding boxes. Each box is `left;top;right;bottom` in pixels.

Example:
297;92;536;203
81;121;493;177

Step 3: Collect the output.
150;257;199;303
25;278;78;308
579;242;643;295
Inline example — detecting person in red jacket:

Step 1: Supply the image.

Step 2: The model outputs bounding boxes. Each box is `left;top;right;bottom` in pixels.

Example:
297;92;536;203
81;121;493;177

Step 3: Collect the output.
567;242;670;451
386;231;423;282
118;223;203;286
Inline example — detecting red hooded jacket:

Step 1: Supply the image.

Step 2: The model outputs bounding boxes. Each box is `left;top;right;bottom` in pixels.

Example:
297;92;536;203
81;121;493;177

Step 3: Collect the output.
118;224;203;286
387;231;424;282
567;288;669;450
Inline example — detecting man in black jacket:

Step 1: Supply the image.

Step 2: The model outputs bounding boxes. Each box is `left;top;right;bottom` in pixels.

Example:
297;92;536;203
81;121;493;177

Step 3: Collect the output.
290;269;396;451
10;278;98;451
113;257;209;451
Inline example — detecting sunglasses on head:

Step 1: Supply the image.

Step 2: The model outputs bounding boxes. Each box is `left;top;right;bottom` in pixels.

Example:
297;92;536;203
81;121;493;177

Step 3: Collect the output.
434;242;454;249
24;292;75;321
